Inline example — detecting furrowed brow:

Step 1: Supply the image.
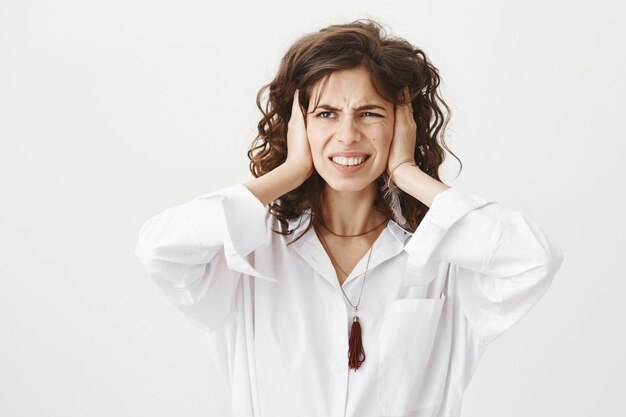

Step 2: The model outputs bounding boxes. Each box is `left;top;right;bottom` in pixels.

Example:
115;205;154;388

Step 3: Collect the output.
316;103;387;112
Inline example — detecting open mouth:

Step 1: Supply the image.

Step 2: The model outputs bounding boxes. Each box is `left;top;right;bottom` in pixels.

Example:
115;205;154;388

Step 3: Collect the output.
328;155;372;173
328;155;371;166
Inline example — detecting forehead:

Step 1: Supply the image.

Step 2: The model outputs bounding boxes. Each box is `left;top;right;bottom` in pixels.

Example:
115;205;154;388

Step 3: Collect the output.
310;67;387;105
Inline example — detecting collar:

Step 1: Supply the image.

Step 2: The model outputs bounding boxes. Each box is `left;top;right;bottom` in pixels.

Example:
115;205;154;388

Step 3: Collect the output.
286;209;411;290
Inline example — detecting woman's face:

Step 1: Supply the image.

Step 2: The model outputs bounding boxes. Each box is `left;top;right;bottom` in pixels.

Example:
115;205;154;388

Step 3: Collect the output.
306;67;395;192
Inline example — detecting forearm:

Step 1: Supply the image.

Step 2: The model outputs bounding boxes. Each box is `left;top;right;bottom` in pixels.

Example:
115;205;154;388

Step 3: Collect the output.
244;162;306;207
392;163;451;208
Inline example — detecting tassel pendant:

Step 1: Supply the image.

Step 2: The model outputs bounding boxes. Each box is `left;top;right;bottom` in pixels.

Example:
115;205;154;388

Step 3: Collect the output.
348;315;366;370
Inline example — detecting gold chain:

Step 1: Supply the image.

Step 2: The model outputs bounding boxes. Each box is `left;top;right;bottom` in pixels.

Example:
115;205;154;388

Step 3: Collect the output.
315;219;387;310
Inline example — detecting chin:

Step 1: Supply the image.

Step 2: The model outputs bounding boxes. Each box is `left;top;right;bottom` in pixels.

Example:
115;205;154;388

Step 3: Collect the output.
321;175;377;193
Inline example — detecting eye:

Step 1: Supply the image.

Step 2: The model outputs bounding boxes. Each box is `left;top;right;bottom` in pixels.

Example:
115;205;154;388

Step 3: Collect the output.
316;111;382;118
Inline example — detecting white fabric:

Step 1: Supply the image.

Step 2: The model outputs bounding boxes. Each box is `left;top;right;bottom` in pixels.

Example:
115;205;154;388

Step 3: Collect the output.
134;183;564;417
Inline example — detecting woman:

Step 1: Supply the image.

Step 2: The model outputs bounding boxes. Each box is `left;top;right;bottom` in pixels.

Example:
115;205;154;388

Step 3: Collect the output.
135;19;564;417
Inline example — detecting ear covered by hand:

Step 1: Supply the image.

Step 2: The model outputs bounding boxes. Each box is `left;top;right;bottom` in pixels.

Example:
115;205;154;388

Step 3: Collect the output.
386;87;418;181
285;89;315;182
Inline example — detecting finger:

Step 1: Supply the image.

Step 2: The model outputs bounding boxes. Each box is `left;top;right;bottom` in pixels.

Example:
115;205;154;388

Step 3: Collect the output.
402;87;413;111
292;89;299;111
396;101;410;121
297;89;306;117
394;100;413;129
295;89;310;131
403;86;410;102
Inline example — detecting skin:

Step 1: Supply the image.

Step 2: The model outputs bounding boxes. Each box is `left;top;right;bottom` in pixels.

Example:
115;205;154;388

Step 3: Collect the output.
305;67;394;235
243;67;450;281
296;66;450;235
244;66;450;234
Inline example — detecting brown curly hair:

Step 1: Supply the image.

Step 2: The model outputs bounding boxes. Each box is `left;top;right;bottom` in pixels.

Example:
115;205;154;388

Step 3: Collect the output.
247;18;461;245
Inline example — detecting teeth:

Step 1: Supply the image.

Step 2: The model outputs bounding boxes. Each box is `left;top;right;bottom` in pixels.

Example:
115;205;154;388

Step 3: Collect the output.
331;156;367;166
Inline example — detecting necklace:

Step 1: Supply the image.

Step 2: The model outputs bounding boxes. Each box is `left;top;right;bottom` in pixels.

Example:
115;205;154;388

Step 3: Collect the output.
315;215;389;370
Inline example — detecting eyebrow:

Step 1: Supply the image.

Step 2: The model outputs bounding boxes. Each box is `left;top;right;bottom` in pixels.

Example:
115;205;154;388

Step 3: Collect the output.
315;103;387;112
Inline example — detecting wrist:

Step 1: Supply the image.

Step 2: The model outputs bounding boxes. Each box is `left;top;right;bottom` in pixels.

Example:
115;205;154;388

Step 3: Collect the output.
390;159;416;183
392;163;451;208
281;161;311;187
392;161;419;189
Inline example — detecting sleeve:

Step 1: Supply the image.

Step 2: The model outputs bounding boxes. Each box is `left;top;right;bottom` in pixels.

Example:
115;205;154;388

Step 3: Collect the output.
402;186;564;346
134;183;277;333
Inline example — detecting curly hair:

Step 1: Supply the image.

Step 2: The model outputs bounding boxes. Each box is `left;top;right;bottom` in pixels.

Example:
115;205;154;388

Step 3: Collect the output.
247;18;462;245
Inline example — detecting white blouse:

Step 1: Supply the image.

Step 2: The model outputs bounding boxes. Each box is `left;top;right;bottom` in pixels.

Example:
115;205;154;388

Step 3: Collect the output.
134;182;564;417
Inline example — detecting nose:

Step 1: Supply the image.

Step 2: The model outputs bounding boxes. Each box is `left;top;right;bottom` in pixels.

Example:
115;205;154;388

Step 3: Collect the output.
335;113;362;145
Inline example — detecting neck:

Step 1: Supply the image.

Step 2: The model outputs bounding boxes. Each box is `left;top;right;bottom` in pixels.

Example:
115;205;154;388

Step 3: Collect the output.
319;183;387;235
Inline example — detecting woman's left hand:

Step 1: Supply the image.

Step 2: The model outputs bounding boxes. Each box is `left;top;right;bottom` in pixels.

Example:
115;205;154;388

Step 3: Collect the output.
386;87;418;180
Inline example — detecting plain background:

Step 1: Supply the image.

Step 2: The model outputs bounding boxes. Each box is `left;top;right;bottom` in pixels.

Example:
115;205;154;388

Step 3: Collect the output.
1;0;624;416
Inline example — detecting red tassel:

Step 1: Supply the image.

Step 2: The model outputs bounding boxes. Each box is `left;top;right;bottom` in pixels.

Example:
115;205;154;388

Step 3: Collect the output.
348;316;366;370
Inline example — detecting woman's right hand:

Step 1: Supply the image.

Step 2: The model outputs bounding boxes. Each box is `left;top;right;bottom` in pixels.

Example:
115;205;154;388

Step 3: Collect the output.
284;89;314;183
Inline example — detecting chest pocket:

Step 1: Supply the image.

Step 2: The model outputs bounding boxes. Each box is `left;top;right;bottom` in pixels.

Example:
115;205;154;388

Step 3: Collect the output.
377;277;448;416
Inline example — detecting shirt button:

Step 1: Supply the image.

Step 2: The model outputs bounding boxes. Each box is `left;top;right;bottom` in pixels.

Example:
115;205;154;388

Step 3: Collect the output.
337;302;344;309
